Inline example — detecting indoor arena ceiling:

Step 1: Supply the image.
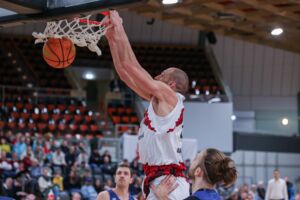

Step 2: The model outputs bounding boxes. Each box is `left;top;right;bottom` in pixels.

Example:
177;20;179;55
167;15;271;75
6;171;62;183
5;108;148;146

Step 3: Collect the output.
0;0;300;53
128;0;300;53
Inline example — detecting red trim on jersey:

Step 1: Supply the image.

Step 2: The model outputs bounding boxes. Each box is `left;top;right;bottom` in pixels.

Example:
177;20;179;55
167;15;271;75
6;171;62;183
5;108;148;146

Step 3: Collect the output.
143;162;187;197
143;110;157;132
167;108;184;133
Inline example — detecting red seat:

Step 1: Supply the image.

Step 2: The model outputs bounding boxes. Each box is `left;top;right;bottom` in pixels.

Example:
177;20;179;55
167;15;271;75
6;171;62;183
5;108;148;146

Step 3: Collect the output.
8;122;16;129
0;121;6;129
16;102;24;110
41;114;49;122
117;107;126;115
25;103;33;111
68;105;77;113
121;116;130;123
107;107;116;115
6;102;14;109
11;112;20;119
90;124;98;132
32;113;40;121
48;124;57;132
130;116;139;124
52;114;61;122
63;114;72;123
79;106;87;113
37;123;47;132
28;123;36;130
112;116;121;124
58;124;67;132
21;113;30;120
80;124;88;132
74;115;83;123
47;104;55;112
84;115;93;123
58;104;66;112
18;122;26;130
69;124;78;132
126;108;133;115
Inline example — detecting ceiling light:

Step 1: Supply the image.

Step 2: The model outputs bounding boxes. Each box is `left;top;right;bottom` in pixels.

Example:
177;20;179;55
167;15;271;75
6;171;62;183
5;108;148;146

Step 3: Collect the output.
162;0;179;5
271;28;283;36
83;72;95;80
231;115;236;121
281;118;288;126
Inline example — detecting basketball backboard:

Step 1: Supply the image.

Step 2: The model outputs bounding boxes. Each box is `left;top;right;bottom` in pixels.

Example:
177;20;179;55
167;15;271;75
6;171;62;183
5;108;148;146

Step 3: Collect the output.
0;0;144;27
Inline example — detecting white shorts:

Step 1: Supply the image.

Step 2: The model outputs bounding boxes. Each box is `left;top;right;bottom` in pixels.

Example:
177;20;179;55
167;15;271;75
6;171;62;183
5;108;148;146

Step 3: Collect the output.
143;176;190;200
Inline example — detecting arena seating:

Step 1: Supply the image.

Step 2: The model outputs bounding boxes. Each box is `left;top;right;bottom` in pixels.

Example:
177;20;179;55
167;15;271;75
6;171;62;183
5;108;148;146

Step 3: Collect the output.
0;94;103;136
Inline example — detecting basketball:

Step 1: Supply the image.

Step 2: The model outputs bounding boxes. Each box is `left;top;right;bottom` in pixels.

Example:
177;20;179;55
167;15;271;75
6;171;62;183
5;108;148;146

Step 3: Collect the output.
43;37;76;69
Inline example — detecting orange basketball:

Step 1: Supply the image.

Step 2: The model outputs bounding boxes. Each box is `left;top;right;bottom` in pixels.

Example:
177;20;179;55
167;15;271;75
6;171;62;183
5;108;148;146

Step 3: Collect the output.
43;37;76;68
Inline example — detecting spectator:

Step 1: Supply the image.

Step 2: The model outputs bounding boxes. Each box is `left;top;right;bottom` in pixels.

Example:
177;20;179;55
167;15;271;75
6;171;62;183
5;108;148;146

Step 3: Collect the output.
256;181;266;200
65;146;77;167
101;155;114;177
285;177;295;200
101;150;112;164
30;160;42;178
13;136;27;159
72;192;82;200
64;170;81;194
0;177;15;198
265;169;288;200
81;177;98;200
38;167;52;196
89;148;102;169
94;179;104;193
53;170;64;191
0;138;11;153
295;194;300;200
52;148;66;171
76;150;89;168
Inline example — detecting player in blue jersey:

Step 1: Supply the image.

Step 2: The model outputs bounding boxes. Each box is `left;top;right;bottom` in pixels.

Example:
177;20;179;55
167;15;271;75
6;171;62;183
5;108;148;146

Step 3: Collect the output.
96;164;135;200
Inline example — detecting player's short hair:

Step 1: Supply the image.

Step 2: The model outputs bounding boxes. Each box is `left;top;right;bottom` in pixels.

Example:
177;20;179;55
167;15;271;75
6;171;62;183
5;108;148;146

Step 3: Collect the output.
170;68;189;94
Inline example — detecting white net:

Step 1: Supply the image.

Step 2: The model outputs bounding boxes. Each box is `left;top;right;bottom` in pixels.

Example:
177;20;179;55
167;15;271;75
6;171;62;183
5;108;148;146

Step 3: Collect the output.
32;15;109;56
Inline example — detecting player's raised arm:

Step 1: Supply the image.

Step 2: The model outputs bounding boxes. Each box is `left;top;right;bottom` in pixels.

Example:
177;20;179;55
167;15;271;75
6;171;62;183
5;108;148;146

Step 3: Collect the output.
104;11;177;103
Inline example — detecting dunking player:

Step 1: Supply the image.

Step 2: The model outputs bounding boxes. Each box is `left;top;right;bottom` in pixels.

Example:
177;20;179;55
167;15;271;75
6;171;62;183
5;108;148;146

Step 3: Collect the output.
103;11;190;199
96;164;135;200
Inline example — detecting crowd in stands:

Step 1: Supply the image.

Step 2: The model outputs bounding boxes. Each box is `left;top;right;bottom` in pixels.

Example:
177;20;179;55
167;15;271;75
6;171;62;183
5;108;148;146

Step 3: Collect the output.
0;130;143;200
1;130;299;200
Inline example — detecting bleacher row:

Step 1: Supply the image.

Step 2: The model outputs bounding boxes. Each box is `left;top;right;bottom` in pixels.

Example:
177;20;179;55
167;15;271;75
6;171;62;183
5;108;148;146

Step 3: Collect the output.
107;105;139;125
0;35;223;96
0;96;104;135
77;43;223;95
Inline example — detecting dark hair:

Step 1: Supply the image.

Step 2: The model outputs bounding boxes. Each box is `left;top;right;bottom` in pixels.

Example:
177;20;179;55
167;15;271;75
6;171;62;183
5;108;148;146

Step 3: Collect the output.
116;164;132;176
202;148;237;187
170;68;189;94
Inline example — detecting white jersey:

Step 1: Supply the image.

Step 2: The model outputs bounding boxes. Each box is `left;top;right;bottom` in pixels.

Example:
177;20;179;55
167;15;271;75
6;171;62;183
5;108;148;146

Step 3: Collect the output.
137;93;185;165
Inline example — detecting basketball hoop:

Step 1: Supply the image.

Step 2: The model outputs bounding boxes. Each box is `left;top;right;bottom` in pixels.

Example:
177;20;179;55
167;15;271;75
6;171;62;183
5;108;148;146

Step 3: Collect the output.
32;15;110;56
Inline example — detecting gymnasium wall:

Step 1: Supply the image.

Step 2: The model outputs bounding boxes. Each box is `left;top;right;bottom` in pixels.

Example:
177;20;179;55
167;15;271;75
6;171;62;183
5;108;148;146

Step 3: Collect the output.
212;35;300;135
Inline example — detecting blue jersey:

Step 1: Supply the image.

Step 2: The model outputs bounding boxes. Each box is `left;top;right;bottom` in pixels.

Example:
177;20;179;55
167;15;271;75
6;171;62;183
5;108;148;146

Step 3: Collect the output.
192;189;221;200
108;189;135;200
